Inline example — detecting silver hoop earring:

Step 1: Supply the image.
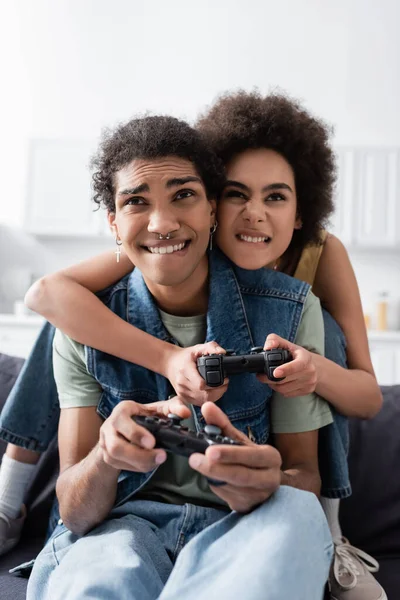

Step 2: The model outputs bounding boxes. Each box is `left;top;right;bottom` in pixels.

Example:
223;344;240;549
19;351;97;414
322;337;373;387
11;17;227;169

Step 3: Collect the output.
115;238;122;263
209;221;218;252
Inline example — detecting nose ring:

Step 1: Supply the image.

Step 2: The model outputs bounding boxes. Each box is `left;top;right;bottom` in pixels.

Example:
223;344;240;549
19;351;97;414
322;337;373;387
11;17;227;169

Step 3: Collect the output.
158;232;172;240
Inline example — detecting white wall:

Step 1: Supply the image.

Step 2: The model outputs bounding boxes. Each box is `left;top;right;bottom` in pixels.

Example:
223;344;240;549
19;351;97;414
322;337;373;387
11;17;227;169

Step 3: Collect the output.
0;0;399;312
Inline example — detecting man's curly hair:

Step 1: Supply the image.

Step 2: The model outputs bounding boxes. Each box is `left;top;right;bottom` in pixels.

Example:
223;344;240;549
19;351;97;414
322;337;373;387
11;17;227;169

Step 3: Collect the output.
91;115;225;212
196;91;336;256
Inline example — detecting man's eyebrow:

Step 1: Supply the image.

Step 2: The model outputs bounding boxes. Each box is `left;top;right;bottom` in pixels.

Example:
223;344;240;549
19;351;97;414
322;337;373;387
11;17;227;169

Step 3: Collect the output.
166;176;202;188
225;180;293;193
118;183;149;196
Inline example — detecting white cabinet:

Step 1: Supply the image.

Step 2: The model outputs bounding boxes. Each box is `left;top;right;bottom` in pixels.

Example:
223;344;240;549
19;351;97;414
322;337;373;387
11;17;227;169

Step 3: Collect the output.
24;139;108;237
332;149;356;246
368;331;400;385
23;141;400;246
332;148;400;248
0;315;44;359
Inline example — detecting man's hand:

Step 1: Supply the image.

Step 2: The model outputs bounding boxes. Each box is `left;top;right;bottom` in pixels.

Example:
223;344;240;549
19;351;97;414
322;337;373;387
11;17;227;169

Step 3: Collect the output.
164;342;229;406
98;396;191;473
257;334;318;397
189;402;282;513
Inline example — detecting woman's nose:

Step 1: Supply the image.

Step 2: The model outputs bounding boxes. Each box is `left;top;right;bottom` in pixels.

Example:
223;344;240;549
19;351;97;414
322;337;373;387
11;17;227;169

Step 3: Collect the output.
243;200;266;223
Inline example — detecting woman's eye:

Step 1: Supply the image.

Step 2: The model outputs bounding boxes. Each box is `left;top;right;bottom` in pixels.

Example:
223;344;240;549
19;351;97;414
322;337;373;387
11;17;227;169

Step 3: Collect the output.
266;192;285;202
175;190;195;201
224;190;247;201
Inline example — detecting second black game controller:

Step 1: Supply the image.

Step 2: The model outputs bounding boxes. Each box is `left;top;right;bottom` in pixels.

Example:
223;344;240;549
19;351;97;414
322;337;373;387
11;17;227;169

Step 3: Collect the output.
197;347;292;387
132;413;243;486
132;413;241;457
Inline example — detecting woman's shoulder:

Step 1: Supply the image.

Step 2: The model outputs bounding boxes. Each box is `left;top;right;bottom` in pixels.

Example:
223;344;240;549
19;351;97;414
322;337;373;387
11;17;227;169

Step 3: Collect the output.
293;229;329;286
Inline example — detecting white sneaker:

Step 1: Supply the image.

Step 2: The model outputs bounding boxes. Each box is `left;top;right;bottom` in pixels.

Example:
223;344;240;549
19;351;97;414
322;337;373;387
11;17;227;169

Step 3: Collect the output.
329;537;387;600
0;504;27;556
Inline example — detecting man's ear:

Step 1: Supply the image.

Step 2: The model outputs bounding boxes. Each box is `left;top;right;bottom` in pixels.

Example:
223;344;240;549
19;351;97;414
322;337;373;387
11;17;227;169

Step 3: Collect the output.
209;199;217;225
108;212;119;238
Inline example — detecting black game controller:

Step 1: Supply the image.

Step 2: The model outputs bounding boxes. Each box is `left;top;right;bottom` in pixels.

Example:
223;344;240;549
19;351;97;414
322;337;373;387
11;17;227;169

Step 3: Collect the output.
132;413;241;457
197;347;292;387
132;413;242;486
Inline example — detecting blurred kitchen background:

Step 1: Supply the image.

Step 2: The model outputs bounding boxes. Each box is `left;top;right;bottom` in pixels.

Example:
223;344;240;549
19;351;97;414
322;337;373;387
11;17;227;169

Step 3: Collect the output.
0;0;399;383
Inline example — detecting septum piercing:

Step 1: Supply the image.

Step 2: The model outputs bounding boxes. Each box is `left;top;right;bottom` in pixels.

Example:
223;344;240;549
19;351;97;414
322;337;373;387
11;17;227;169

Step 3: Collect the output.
158;232;172;240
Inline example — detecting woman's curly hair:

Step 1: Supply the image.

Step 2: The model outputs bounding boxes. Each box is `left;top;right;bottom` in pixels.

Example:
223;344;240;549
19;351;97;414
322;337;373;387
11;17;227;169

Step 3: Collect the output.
91;115;225;212
196;91;336;257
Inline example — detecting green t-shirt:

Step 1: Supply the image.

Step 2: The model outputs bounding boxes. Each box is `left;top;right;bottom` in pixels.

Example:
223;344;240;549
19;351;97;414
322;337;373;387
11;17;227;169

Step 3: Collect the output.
53;290;332;509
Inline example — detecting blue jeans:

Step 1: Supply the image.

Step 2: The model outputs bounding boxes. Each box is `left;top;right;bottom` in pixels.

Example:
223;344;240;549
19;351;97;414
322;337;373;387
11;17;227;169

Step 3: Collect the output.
0;321;59;452
27;487;333;600
319;310;350;499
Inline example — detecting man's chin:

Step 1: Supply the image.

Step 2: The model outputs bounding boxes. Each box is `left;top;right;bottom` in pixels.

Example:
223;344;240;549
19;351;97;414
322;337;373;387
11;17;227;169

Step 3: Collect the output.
142;269;191;289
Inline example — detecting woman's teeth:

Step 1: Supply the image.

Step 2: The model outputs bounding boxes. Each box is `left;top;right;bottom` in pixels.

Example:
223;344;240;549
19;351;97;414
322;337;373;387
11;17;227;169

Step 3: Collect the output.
148;242;186;254
239;235;269;243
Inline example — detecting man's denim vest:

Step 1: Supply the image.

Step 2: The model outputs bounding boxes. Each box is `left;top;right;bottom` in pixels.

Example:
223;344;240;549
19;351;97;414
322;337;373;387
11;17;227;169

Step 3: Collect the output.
86;249;350;506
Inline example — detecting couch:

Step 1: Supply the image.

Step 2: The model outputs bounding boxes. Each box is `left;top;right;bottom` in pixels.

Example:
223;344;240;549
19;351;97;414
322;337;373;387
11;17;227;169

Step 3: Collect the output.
0;352;399;599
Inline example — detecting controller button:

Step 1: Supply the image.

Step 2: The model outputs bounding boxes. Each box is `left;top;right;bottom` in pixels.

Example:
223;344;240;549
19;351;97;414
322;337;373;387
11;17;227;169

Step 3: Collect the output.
250;346;264;353
268;352;283;361
222;437;233;443
207;371;222;385
205;358;220;366
204;424;222;436
167;413;182;425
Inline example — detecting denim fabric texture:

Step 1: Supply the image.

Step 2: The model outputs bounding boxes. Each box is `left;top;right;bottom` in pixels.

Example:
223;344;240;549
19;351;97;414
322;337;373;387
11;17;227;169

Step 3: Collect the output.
27;487;333;600
0;249;350;517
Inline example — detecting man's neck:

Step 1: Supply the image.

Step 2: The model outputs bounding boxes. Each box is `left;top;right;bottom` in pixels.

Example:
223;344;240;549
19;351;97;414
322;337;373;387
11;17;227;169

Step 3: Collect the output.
144;257;209;317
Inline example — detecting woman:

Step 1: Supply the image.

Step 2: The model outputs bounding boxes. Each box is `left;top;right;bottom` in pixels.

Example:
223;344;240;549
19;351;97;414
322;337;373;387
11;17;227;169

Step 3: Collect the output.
0;92;384;600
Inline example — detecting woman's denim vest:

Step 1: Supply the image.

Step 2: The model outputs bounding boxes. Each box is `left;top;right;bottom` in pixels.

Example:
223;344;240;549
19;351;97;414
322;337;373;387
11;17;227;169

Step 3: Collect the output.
85;249;350;506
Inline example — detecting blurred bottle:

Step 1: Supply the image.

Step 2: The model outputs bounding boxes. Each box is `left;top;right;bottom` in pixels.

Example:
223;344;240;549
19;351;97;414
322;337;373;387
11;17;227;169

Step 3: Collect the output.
376;292;388;331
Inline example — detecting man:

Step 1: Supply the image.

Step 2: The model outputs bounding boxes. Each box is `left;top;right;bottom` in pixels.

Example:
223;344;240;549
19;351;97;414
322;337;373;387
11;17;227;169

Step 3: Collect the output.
27;115;333;600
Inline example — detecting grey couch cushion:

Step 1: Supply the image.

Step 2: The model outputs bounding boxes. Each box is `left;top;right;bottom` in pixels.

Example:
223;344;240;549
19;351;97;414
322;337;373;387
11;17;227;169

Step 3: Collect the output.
0;353;25;457
340;385;400;597
0;353;57;599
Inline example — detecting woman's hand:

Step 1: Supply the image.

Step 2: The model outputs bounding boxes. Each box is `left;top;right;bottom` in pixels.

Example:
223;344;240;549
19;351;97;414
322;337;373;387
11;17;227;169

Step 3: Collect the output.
257;334;318;397
164;342;229;406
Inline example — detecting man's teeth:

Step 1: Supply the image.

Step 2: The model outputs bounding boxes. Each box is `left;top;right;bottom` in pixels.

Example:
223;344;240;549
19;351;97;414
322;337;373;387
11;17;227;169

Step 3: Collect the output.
148;242;186;254
239;234;269;243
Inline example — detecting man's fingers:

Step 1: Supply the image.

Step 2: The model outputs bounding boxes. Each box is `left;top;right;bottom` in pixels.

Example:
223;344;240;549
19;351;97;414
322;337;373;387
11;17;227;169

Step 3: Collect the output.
205;444;281;469
201;402;251;445
189;453;280;490
100;429;166;471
